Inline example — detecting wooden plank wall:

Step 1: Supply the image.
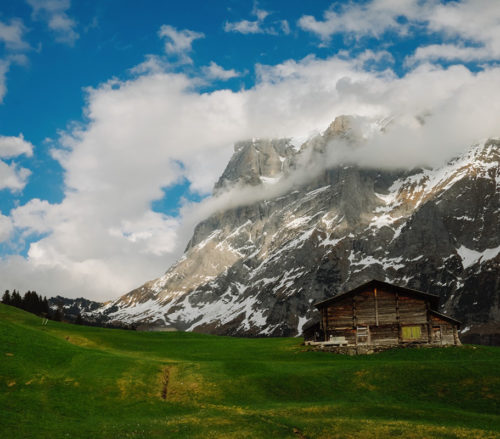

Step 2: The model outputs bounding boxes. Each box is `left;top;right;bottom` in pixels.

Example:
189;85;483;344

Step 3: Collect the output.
398;296;428;324
430;314;458;345
325;288;429;329
325;296;353;329
372;290;398;325
370;324;399;345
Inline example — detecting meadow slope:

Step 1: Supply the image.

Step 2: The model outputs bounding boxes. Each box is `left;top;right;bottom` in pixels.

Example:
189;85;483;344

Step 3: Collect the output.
0;303;499;439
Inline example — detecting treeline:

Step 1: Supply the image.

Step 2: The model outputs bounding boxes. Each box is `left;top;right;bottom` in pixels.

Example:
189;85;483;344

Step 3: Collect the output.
1;289;136;330
2;289;77;323
2;290;52;318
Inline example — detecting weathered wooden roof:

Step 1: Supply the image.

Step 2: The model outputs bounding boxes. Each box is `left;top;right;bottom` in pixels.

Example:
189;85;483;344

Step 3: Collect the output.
314;279;441;309
430;309;462;326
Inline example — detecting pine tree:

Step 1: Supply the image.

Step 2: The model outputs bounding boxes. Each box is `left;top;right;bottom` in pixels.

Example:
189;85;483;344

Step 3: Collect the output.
11;290;22;308
42;297;49;315
23;291;35;313
75;313;83;325
2;290;11;305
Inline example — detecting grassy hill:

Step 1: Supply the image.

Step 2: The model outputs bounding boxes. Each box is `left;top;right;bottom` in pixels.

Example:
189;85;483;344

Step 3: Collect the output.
1;303;499;439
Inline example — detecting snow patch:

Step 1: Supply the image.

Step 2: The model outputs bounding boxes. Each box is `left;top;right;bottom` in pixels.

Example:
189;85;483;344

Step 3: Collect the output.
260;176;281;185
457;245;500;269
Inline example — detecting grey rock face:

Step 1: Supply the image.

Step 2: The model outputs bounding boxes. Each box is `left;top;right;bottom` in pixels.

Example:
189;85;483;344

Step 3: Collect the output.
90;118;500;343
214;138;294;191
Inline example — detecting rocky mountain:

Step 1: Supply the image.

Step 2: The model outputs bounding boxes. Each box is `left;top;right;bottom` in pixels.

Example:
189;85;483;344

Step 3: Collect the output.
49;295;103;315
85;116;500;344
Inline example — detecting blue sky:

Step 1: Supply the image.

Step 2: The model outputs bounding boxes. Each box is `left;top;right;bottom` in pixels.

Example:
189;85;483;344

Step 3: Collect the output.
0;0;499;300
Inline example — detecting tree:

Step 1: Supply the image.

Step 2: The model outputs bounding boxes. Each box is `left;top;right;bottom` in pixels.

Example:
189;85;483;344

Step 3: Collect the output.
75;313;83;325
52;305;63;322
42;297;50;315
2;290;11;305
11;290;22;308
23;291;35;313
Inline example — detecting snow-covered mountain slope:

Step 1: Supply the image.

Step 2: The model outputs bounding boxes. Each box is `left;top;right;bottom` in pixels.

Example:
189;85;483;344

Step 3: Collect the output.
90;117;500;343
48;296;103;317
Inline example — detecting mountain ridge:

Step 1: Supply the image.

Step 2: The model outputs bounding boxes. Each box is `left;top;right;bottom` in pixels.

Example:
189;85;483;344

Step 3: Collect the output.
79;117;499;343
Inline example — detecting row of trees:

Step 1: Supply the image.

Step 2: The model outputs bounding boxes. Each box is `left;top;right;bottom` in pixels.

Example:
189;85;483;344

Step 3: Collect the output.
2;290;65;321
2;290;136;329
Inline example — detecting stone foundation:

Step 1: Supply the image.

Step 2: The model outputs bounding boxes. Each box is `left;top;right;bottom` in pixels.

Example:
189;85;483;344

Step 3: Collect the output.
304;341;455;355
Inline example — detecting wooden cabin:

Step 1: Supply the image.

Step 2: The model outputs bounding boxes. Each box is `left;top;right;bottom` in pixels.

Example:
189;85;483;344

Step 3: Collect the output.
308;280;460;348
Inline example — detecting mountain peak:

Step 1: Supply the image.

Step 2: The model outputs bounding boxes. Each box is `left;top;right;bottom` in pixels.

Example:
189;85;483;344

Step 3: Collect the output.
324;115;355;139
89;127;499;342
214;138;295;191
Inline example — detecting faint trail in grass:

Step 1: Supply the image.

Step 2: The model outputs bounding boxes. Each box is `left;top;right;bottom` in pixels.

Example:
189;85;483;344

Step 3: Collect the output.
161;366;170;400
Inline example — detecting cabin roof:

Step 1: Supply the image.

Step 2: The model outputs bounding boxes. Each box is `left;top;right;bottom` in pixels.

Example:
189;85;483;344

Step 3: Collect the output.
314;279;440;309
430;309;461;326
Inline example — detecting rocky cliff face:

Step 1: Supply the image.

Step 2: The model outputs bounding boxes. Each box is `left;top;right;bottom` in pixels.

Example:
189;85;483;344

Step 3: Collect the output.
88;117;500;343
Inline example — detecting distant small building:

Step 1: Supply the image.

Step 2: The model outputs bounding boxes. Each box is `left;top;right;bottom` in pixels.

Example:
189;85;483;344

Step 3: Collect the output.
305;280;460;350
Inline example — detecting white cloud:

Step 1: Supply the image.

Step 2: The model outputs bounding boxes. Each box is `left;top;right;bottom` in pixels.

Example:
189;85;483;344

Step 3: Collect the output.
298;0;419;42
280;20;291;35
202;61;241;80
0;134;34;158
27;0;79;45
0;17;29;103
0;18;28;50
427;0;500;50
11;199;53;235
0;134;33;192
224;4;289;35
410;0;500;64
0;213;13;243
129;55;170;75
109;211;179;256
225;19;262;35
0;161;31;192
407;44;493;65
1;51;499;301
347;49;395;69
299;0;500;64
158;25;204;64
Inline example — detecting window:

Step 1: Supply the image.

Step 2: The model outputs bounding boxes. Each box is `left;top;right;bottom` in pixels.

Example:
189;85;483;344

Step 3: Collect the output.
402;325;421;340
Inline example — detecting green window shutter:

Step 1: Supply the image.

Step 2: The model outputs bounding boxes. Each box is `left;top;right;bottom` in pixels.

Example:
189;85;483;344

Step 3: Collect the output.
402;326;421;340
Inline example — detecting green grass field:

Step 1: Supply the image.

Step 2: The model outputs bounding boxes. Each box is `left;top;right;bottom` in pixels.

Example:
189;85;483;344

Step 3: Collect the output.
1;303;499;439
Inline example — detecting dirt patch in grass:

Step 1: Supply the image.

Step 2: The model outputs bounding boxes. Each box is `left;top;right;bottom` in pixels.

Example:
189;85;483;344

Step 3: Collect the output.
164;364;221;404
353;369;377;392
63;334;100;349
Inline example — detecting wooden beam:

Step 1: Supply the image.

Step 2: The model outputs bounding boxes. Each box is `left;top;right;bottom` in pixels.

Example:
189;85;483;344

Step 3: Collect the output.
425;301;432;343
352;296;357;328
395;292;400;321
322;308;328;341
374;287;379;327
453;325;459;345
395;292;402;343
